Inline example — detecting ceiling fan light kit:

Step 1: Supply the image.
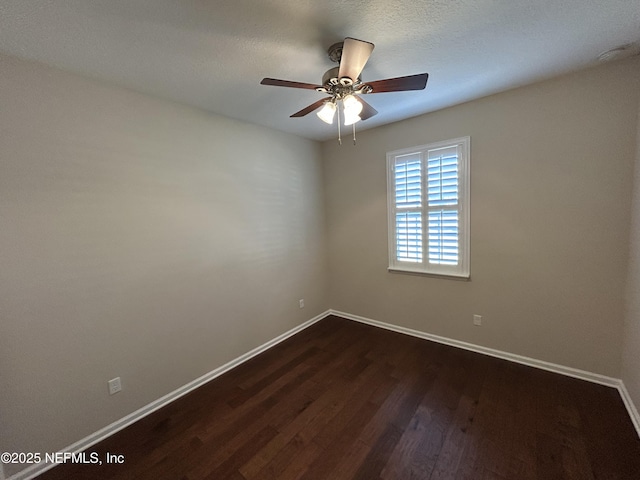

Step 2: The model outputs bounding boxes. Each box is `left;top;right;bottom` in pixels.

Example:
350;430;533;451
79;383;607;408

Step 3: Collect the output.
260;37;429;145
316;101;337;124
343;99;362;126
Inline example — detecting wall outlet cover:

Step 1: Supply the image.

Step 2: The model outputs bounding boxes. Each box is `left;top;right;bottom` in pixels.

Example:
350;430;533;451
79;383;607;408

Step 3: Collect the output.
108;377;122;395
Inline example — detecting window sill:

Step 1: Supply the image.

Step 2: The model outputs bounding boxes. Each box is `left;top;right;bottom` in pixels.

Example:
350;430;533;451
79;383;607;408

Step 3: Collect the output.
387;267;470;281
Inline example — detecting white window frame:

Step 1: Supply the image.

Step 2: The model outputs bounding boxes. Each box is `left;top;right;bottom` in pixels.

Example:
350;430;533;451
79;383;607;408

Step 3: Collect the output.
387;136;470;279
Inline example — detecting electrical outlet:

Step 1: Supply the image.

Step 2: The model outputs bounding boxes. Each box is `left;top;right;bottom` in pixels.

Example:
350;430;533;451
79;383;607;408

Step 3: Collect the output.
299;299;304;309
473;315;482;326
108;377;122;395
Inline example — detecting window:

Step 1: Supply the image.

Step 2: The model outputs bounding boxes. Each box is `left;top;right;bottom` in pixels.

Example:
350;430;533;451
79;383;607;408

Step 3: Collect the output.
387;137;470;278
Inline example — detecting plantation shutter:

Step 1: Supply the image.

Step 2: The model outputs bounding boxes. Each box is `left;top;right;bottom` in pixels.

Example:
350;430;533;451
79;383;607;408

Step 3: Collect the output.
394;153;422;262
427;145;460;265
387;137;469;278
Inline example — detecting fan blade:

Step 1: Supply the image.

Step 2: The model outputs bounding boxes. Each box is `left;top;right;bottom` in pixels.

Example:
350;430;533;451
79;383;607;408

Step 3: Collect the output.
338;37;375;83
260;78;322;90
357;97;378;121
290;98;330;118
364;73;429;93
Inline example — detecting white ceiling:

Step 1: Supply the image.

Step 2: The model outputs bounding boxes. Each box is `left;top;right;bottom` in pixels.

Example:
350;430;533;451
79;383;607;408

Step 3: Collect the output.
0;0;638;141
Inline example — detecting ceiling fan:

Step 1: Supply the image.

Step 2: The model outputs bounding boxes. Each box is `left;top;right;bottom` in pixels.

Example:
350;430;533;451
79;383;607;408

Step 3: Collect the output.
260;37;429;143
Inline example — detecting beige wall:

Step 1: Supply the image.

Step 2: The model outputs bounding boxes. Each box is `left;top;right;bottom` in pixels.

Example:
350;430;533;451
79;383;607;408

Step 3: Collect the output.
622;97;640;416
323;57;640;378
0;53;328;477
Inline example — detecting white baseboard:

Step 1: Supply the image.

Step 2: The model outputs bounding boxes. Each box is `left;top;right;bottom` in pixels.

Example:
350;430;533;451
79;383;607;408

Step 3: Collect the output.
618;381;640;436
8;308;640;479
330;309;640;439
7;311;331;480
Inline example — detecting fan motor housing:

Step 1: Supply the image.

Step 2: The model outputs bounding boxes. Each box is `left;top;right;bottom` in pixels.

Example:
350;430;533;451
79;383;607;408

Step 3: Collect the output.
316;67;372;96
321;67;340;86
320;67;363;88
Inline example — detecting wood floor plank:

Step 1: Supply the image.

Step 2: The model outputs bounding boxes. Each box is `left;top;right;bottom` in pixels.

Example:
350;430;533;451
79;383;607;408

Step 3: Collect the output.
202;424;279;480
354;423;404;480
36;315;640;480
270;440;323;480
239;362;393;479
250;434;307;480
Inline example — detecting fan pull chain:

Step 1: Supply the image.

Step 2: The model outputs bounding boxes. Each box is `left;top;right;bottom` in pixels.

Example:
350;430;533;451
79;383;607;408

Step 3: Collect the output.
337;105;342;145
352;122;356;145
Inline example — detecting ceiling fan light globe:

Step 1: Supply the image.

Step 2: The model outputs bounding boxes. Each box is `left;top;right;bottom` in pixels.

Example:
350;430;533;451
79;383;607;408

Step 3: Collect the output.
343;113;361;126
343;95;363;116
317;102;337;124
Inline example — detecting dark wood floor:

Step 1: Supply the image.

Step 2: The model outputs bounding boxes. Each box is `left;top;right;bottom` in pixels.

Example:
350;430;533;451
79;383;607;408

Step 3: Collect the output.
39;315;640;479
